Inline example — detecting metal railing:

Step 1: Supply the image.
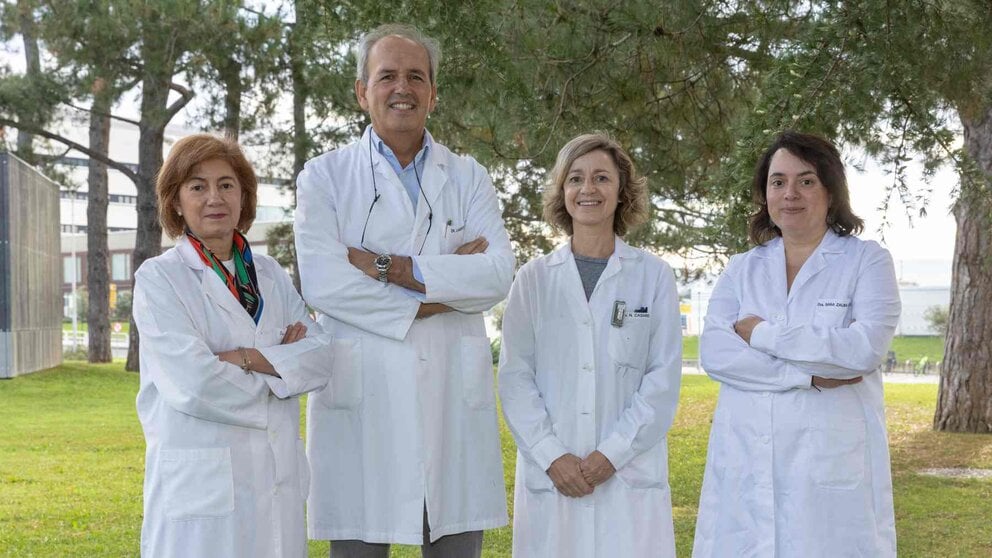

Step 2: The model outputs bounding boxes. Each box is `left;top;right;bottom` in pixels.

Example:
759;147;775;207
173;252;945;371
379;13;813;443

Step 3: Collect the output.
62;331;129;347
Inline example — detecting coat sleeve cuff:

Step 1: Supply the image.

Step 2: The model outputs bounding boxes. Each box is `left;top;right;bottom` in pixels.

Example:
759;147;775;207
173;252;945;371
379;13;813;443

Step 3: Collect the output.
784;361;814;390
256;337;333;398
260;374;292;399
750;321;777;355
531;434;569;472
402;257;427;301
597;433;635;471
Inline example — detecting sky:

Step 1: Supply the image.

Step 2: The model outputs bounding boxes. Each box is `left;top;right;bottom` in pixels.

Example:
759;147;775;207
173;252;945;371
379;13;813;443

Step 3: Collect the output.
844;154;956;284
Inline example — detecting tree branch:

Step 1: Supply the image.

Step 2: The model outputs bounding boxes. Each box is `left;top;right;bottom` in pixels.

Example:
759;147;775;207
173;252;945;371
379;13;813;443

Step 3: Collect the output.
164;82;194;122
65;102;141;127
0;117;139;182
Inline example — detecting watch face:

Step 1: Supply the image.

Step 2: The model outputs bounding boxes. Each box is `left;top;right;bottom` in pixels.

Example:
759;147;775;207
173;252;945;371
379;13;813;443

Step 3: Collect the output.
375;254;391;268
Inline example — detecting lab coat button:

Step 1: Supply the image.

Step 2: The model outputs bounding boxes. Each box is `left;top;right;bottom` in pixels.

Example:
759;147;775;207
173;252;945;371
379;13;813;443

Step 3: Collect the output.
773;313;784;321
582;363;592;371
761;435;770;445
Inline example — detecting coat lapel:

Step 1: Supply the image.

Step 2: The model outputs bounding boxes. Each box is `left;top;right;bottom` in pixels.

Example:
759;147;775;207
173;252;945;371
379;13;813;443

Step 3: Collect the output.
177;237;257;330
412;134;448;253
596;236;639;289
756;238;789;303
547;243;591;316
788;231;843;301
363;155;415;254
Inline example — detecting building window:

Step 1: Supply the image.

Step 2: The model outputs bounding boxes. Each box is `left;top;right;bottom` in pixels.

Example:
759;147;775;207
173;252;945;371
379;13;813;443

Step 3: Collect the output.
111;253;131;281
63;255;81;283
255;205;287;223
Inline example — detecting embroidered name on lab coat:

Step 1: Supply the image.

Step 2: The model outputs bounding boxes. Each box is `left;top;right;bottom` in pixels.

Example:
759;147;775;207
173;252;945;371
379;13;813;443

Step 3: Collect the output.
629;306;650;318
816;300;851;308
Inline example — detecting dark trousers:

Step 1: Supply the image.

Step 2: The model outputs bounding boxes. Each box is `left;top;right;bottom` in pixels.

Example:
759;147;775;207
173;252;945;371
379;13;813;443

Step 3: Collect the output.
329;506;483;558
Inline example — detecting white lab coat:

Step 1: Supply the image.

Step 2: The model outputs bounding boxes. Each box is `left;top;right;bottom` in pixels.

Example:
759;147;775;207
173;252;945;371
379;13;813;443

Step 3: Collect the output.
294;127;514;544
134;236;334;558
498;238;683;558
692;231;901;558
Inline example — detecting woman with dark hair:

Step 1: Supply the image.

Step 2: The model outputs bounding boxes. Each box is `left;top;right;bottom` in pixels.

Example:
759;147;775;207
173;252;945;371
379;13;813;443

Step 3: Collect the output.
693;131;901;557
134;134;333;557
499;133;682;557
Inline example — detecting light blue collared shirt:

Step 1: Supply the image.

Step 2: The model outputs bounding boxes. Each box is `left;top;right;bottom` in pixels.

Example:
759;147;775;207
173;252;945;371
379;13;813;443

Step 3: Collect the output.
370;127;432;210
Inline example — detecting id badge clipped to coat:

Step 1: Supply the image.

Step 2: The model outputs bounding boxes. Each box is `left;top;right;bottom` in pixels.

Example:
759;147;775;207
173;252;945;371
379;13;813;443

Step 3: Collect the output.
611;300;626;328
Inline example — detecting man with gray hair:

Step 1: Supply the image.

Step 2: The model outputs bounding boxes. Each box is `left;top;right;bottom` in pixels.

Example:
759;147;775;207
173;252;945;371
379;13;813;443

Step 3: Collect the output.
295;23;513;557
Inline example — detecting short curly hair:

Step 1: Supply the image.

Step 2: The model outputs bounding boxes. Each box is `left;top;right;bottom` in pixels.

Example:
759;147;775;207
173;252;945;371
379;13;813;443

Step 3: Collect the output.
157;134;258;238
542;132;649;237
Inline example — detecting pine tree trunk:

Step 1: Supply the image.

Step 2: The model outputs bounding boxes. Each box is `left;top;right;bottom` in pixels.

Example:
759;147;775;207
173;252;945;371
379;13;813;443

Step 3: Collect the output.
125;31;178;372
86;81;113;363
286;4;308;293
15;0;40;157
221;60;241;140
934;106;992;432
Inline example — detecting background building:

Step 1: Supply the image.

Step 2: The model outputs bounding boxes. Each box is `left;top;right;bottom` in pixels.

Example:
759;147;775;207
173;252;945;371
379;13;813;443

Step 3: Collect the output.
56;120;293;316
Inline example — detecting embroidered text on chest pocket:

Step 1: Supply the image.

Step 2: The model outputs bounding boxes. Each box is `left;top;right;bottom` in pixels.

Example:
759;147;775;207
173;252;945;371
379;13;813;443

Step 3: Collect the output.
812;298;851;328
443;221;466;253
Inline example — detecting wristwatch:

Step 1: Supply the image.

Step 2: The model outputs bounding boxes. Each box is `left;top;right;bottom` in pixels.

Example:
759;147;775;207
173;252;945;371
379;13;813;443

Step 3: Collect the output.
374;253;392;283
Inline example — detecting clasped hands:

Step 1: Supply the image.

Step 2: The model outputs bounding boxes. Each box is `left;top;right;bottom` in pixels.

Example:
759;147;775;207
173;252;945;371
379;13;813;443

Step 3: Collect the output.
733;314;862;389
346;237;489;319
547;451;616;498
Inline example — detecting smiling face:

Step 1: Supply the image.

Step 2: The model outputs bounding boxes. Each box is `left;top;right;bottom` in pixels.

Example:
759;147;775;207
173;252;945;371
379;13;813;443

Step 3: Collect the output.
563;149;621;236
766;148;831;241
175;158;242;257
355;35;437;146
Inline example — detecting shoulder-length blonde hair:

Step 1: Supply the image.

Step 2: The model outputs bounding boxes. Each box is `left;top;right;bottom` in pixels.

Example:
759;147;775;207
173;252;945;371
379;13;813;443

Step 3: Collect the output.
542;133;649;237
157;134;258;238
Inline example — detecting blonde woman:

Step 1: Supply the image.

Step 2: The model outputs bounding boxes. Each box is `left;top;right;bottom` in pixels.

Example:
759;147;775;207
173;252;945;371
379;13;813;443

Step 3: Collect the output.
499;133;682;557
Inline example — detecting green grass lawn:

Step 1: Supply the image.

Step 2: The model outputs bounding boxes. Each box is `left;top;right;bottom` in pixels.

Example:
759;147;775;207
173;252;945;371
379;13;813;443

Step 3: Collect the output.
1;363;989;556
62;322;131;333
889;335;945;362
681;335;945;363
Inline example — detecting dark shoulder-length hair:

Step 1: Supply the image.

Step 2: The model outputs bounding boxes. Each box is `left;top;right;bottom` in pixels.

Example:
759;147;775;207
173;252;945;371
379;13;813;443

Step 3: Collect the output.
157;134;258;239
542;132;649;237
748;130;864;245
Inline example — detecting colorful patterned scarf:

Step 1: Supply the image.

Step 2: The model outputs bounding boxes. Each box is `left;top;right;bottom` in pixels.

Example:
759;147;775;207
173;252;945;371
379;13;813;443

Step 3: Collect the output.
186;230;264;324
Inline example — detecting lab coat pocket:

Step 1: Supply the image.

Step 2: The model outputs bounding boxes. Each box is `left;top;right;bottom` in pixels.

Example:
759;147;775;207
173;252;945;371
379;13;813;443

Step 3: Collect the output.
160;447;235;520
443;222;467;253
461;336;496;410
813;298;851;328
296;438;311;499
318;338;363;410
616;438;669;489
523;457;555;493
809;419;867;489
607;318;650;368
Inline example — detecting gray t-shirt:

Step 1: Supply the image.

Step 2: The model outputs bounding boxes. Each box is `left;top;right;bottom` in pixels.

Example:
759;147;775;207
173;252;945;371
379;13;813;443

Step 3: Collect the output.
573;254;609;301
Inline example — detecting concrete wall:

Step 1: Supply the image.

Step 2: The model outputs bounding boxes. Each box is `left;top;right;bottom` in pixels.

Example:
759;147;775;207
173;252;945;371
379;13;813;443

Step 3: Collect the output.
0;152;62;378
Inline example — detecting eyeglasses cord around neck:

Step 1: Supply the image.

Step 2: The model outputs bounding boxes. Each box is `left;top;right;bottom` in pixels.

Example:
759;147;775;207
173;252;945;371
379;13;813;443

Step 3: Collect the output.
360;132;433;256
